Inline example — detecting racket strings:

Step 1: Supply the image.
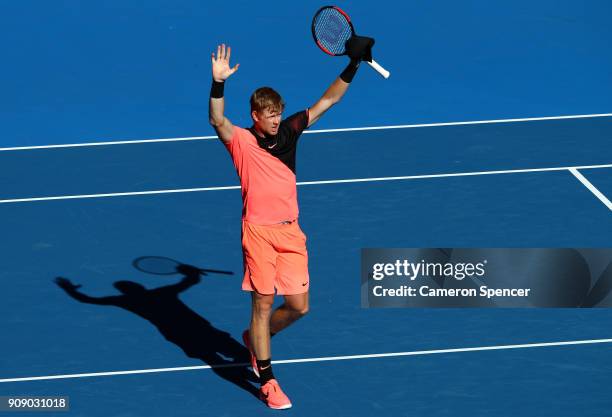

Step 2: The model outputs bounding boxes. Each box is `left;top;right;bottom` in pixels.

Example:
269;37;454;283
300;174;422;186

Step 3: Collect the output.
313;8;353;55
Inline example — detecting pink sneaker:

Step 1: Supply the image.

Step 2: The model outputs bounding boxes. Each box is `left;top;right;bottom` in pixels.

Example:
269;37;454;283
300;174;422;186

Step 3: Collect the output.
260;379;292;409
242;329;259;377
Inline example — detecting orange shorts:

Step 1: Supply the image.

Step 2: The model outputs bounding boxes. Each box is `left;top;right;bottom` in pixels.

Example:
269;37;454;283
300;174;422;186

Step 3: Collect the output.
241;220;309;295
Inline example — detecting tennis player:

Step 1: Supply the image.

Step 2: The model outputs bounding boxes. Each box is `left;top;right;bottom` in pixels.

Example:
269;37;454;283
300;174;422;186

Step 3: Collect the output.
208;40;372;409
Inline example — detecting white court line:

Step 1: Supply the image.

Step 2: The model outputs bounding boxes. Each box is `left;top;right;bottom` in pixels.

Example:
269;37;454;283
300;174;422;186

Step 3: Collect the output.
570;168;612;211
1;113;611;152
0;185;241;204
1;338;611;383
1;163;611;205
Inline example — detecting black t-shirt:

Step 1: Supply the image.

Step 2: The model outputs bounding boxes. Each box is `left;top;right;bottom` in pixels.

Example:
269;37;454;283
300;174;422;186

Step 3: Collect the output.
248;110;309;174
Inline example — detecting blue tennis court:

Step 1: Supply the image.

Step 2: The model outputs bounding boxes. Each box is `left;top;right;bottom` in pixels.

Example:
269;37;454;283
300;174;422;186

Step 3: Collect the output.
2;1;612;416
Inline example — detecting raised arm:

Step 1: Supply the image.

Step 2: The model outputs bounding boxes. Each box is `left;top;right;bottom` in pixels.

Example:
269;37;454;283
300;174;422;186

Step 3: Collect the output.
157;264;202;295
54;277;117;306
307;35;375;128
209;44;240;143
307;61;358;128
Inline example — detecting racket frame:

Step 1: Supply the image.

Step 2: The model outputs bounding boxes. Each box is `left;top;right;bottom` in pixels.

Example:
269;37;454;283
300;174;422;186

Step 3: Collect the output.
311;5;354;56
311;5;390;79
132;256;181;276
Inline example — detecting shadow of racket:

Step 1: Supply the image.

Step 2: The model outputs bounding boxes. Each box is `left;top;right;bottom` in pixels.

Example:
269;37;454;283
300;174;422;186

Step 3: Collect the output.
132;256;233;277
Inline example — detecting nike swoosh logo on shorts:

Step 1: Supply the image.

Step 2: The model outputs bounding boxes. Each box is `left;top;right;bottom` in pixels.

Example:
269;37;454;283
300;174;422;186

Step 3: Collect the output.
302;282;308;286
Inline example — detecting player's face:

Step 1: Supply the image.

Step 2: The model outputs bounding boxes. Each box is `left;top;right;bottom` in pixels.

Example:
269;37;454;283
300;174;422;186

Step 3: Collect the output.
254;108;282;136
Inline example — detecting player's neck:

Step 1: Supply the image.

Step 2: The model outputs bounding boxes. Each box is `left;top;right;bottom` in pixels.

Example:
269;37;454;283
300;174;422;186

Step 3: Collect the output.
251;124;267;138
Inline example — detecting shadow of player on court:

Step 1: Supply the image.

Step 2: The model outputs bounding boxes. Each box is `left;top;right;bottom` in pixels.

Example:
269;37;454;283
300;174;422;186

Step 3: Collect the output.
54;262;259;398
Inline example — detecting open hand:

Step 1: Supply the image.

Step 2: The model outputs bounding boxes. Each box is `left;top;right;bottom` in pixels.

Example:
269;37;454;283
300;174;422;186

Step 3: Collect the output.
54;277;82;291
211;44;239;82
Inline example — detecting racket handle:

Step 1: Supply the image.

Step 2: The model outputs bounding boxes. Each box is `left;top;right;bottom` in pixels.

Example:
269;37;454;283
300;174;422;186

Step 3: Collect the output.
367;59;390;79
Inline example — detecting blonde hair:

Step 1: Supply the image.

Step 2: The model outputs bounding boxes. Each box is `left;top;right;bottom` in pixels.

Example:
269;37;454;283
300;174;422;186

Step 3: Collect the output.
250;87;285;113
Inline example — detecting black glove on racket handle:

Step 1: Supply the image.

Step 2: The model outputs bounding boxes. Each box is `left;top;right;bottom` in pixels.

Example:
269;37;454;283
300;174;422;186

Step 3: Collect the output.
339;35;375;83
345;34;389;78
345;35;375;62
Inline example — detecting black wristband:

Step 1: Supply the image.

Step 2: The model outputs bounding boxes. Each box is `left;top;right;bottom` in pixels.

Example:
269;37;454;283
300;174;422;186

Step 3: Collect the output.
340;59;360;83
210;79;225;98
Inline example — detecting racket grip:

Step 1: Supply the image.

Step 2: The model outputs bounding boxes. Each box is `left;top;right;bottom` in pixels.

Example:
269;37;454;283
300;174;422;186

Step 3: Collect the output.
367;59;390;79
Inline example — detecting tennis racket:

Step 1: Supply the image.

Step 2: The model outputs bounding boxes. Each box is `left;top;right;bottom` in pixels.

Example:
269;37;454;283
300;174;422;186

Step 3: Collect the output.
312;5;390;79
132;256;233;276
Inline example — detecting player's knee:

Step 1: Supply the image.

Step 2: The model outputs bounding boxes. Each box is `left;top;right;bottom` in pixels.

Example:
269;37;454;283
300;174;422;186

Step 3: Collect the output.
254;302;273;314
253;299;274;317
289;303;309;317
284;293;309;317
296;305;309;317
